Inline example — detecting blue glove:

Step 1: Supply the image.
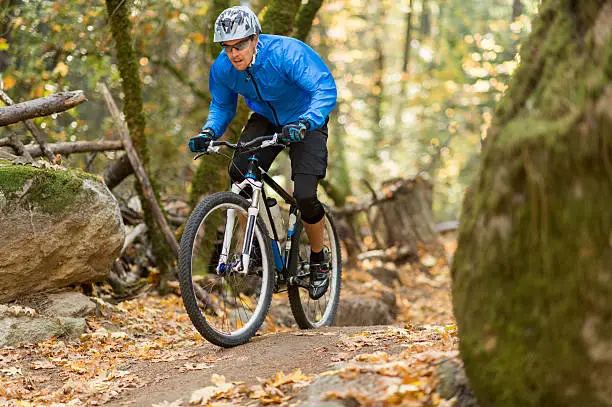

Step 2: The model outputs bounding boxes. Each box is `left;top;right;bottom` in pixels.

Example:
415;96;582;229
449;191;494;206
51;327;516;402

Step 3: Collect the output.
188;129;215;152
281;120;309;144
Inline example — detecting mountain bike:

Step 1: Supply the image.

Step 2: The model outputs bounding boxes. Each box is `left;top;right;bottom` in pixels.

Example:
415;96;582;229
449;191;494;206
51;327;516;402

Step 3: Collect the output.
178;133;342;347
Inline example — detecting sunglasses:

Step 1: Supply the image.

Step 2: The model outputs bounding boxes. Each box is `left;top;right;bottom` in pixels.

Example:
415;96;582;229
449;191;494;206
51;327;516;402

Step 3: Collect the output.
220;36;253;53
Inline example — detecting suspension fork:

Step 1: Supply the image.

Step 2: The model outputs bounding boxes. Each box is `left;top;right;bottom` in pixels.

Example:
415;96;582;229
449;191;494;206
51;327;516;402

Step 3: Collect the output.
217;178;262;274
241;186;263;273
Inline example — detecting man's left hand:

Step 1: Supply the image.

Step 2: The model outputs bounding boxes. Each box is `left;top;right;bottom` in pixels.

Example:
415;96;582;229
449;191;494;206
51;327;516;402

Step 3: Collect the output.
281;120;309;143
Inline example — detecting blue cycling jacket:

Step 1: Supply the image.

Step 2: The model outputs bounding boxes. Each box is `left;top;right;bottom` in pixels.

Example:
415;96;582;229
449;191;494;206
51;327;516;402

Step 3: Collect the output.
203;34;337;138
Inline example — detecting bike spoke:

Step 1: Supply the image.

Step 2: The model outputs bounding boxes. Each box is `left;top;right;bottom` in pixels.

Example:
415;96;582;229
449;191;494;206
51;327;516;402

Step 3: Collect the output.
190;201;270;336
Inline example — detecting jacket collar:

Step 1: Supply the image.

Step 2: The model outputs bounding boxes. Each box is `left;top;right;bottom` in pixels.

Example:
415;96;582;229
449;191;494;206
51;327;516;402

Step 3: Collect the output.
247;35;266;71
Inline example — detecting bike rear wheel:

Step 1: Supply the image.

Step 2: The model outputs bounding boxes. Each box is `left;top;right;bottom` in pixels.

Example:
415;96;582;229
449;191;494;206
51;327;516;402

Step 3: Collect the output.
179;192;274;347
287;211;342;328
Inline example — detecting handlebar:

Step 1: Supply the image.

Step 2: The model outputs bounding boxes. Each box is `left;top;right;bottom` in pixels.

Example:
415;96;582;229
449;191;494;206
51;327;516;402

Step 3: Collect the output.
194;133;285;160
212;133;281;150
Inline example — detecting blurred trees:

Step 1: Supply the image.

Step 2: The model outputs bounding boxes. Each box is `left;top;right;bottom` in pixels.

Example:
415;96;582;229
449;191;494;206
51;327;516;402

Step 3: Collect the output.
1;0;539;248
314;0;537;221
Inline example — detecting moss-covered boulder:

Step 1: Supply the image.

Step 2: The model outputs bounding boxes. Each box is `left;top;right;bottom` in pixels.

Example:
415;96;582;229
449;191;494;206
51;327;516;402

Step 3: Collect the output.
452;2;612;407
0;162;124;302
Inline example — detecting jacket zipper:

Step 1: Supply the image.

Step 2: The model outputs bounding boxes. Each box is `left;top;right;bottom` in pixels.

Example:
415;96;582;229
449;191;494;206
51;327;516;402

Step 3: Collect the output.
247;67;280;127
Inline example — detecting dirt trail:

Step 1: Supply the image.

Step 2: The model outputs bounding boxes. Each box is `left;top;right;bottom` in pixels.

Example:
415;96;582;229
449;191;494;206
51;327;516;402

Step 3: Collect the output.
107;325;408;407
0;238;457;406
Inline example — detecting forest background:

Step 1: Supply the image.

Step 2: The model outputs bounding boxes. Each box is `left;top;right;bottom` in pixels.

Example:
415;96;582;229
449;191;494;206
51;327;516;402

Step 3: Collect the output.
0;0;537;223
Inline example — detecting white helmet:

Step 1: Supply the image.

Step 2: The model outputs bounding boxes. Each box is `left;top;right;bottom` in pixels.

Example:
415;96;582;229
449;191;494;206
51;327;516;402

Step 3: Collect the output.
213;6;262;43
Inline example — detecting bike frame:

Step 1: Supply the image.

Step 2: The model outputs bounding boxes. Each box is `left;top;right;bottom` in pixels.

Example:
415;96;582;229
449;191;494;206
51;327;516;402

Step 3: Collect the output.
215;145;301;281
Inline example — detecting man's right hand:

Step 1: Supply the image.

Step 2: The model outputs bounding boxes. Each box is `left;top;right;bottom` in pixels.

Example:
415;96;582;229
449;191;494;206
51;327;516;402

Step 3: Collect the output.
188;129;215;152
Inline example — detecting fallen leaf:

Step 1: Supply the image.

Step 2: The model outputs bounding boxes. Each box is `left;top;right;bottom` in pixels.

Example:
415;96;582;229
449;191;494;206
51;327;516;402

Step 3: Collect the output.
330;352;351;362
1;366;22;377
178;363;213;372
31;360;55;370
292;332;318;336
420;254;437;267
189;386;218;405
152;399;184;407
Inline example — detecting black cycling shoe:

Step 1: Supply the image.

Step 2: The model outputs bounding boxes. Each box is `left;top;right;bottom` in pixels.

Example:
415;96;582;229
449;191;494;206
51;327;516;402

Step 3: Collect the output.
309;249;330;300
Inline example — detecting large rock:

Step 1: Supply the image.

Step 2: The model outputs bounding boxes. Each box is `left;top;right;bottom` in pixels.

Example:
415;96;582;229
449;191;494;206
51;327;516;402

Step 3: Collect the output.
0;304;87;347
20;291;98;318
333;291;397;327
0;162;125;302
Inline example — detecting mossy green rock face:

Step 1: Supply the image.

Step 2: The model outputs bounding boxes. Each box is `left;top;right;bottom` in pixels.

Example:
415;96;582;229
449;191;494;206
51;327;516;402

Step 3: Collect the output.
452;2;612;406
0;163;125;302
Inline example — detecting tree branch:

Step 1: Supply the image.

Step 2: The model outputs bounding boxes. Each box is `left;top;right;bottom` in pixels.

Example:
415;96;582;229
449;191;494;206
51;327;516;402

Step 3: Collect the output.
7;129;33;162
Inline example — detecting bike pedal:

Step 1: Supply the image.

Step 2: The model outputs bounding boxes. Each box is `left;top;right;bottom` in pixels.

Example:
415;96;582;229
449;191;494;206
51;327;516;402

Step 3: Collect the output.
288;276;310;289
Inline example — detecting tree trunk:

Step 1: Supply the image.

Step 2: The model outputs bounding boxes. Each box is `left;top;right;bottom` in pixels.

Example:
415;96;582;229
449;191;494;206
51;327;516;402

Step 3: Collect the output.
402;0;414;75
419;0;431;39
294;0;324;42
367;33;385;172
452;2;612;406
364;0;385;175
105;0;175;292
260;0;301;36
332;177;438;261
393;0;414;143
512;0;524;20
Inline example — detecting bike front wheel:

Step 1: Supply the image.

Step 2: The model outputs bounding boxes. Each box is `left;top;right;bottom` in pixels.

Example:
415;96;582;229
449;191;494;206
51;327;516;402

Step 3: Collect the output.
287;211;342;328
179;192;274;347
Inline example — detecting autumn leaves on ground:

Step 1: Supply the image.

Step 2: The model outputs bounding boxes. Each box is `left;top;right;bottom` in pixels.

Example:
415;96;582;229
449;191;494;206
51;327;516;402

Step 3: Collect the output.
0;236;458;407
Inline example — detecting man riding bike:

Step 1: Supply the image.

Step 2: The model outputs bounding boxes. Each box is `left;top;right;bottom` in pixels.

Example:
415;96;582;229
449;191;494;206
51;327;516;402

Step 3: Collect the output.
188;6;337;300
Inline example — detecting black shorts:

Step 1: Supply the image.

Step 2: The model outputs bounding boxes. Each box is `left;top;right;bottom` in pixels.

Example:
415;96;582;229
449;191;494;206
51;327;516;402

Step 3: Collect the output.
228;113;329;182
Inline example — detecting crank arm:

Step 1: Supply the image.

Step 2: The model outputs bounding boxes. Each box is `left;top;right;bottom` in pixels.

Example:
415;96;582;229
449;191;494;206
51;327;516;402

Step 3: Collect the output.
288;276;310;289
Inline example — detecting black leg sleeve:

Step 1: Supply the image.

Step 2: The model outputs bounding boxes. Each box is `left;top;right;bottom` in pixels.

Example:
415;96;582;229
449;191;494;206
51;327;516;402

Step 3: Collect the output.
293;173;325;224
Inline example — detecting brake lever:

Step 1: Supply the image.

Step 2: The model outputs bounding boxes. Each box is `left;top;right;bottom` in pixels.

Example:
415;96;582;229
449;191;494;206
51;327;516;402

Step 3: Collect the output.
193;145;220;160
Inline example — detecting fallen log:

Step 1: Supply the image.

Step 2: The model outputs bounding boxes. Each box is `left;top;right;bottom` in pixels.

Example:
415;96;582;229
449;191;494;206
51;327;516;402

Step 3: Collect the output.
25;140;123;157
99;83;179;258
0;90;87;127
